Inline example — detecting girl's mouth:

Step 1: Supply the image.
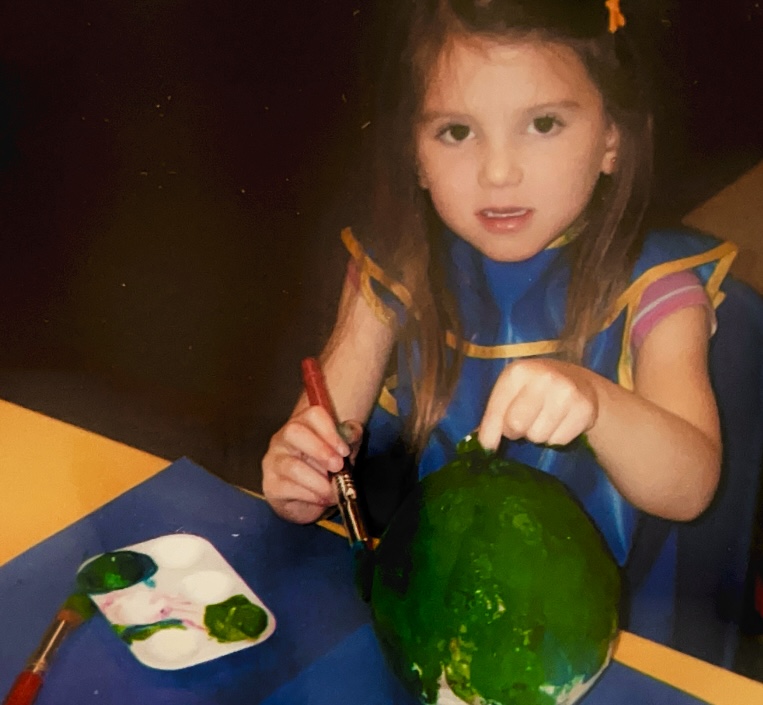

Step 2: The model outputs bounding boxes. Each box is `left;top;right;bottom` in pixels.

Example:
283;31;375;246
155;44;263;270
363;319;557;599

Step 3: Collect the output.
476;207;533;233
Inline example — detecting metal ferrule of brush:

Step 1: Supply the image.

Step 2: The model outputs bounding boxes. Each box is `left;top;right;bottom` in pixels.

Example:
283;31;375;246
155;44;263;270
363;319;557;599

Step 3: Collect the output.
334;464;371;549
26;617;73;674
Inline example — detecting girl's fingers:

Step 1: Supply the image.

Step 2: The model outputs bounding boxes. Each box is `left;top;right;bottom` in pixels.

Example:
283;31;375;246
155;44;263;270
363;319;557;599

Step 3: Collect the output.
281;414;346;475
501;390;544;441
263;409;356;522
524;411;563;445
477;412;502;451
479;360;597;449
523;390;575;444
545;404;595;447
337;419;363;447
479;365;526;449
338;420;364;463
267;452;337;506
283;472;336;507
298;405;352;455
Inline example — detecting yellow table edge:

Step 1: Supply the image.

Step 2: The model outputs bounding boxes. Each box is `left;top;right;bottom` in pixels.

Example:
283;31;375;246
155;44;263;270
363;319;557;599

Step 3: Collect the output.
613;631;763;704
1;399;169;565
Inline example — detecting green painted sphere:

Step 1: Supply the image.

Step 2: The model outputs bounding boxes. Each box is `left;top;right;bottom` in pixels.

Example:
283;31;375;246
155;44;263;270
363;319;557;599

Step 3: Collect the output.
370;438;620;705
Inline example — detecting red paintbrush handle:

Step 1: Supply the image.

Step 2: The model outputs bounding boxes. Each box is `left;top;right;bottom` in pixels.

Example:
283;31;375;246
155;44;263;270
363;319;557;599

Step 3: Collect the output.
2;671;42;705
300;357;371;549
301;357;337;421
3;610;83;705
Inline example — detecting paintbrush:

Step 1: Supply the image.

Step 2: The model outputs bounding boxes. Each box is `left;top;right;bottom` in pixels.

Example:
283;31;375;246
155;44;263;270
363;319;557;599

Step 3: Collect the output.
301;357;374;598
2;593;95;705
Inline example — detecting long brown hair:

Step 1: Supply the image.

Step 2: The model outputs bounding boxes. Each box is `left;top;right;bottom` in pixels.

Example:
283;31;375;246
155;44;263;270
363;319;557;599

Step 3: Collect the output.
356;0;654;450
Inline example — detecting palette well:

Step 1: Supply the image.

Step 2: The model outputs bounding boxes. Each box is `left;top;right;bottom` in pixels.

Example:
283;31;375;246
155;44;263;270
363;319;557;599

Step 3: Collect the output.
77;533;275;670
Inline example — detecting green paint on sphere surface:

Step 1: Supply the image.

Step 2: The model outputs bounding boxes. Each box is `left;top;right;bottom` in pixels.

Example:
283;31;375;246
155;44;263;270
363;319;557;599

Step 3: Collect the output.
370;437;620;705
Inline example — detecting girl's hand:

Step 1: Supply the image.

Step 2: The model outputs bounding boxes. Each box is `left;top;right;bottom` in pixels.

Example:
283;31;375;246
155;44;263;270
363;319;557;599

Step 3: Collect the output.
478;359;599;451
262;406;364;524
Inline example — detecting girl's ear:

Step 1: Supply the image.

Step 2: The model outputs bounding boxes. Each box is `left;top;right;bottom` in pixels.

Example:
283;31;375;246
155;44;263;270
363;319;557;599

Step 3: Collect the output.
600;123;621;175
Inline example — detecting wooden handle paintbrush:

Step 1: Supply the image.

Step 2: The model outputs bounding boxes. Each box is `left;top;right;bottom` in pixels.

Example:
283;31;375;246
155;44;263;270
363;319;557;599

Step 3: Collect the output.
2;594;95;705
301;357;372;554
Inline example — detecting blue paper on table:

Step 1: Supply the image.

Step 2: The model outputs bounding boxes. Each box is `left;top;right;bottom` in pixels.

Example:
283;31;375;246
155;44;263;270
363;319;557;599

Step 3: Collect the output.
0;458;709;704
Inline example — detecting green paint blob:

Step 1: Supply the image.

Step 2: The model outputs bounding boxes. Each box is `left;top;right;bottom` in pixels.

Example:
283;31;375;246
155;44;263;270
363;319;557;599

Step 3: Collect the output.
204;594;268;643
76;550;158;594
63;592;97;620
114;619;186;644
370;436;620;705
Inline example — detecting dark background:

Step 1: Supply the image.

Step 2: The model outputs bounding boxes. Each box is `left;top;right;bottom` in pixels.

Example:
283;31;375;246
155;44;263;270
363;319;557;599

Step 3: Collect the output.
0;0;761;490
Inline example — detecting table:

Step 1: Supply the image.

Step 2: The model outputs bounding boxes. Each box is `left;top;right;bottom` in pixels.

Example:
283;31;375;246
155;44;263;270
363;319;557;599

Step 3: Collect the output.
2;399;762;704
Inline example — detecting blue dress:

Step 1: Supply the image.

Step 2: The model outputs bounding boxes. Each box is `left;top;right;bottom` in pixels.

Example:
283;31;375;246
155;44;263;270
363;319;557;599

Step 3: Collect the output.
342;226;737;642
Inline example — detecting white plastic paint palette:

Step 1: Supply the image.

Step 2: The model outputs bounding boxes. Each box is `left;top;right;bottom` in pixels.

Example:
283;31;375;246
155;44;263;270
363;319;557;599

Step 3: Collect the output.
78;533;275;670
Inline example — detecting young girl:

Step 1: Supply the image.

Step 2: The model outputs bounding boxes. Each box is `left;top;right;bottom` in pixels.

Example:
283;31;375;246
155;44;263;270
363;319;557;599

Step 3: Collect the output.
262;0;736;639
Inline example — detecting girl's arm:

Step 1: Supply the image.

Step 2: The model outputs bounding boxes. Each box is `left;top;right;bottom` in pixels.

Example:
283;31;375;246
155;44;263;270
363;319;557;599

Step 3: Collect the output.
262;274;395;524
591;304;721;519
479;305;721;521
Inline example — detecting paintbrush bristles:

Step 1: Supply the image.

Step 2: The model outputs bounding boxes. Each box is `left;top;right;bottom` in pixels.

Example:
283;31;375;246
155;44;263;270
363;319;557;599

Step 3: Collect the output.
57;608;87;628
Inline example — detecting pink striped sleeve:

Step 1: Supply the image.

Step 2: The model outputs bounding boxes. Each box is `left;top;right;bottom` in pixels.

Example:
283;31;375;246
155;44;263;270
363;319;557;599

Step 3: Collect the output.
631;270;715;353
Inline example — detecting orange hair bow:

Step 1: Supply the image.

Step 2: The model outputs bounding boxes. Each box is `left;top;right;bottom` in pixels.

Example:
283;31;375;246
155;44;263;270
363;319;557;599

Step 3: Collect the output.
605;0;626;33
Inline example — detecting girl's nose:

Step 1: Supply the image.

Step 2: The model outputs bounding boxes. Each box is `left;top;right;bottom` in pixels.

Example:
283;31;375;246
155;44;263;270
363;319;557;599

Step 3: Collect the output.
479;142;523;188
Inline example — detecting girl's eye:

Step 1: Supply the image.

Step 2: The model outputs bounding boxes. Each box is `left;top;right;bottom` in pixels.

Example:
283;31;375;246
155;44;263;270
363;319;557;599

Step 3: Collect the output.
438;124;472;143
532;115;561;134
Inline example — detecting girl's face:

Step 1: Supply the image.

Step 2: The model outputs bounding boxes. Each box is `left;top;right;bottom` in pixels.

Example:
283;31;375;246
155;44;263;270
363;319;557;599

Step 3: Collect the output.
415;35;620;262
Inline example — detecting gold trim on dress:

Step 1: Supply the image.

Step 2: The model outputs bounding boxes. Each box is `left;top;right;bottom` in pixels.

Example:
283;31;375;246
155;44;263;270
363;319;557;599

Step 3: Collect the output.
546;221;584;249
341;224;580;321
377;380;399;416
445;331;561;359
341;228;414;317
342;227;738;391
359;269;397;326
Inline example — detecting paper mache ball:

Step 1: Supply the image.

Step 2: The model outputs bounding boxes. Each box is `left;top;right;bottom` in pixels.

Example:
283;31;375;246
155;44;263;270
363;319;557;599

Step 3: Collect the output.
370;436;621;705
